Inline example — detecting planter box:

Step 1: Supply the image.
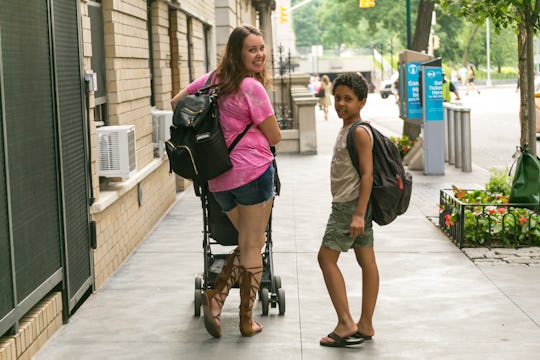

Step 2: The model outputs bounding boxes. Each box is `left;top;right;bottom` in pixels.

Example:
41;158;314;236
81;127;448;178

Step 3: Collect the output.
439;189;540;248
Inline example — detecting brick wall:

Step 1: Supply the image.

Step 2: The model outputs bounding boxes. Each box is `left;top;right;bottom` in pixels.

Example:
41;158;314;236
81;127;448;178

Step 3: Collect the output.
0;293;62;360
103;0;153;170
190;19;206;76
171;10;189;94
150;0;173;110
91;162;176;289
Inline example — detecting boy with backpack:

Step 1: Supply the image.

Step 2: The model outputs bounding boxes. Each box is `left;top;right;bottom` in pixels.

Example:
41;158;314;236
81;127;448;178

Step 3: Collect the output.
318;72;379;347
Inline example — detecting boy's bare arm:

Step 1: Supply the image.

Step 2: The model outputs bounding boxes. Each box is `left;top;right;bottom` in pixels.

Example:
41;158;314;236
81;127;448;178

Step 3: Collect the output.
349;126;373;236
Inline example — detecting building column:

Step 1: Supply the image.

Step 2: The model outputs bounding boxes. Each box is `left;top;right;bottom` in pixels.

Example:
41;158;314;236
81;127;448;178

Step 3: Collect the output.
253;1;275;61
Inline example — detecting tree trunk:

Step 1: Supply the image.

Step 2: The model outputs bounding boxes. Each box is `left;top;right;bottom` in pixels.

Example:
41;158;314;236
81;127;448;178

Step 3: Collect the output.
526;26;537;156
402;0;435;140
461;25;480;66
411;0;435;52
517;22;537;156
517;27;528;146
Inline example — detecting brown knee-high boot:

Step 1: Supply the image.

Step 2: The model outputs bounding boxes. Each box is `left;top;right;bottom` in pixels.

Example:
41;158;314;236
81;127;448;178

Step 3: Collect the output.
201;248;240;338
238;266;263;337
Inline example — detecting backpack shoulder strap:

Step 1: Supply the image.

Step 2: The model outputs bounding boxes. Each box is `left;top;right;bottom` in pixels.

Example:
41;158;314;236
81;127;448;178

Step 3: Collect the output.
347;121;373;175
227;123;252;153
197;71;218;95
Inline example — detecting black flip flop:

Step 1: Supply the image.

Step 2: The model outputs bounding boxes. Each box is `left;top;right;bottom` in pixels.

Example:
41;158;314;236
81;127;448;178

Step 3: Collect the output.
319;332;364;348
353;331;373;340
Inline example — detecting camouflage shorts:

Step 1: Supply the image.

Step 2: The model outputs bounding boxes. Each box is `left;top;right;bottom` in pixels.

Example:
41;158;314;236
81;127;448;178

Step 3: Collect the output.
322;199;374;252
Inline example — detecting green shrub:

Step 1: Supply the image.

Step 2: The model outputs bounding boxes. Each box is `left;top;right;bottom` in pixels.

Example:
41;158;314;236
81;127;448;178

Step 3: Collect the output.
485;167;512;195
389;135;417;159
443;186;540;246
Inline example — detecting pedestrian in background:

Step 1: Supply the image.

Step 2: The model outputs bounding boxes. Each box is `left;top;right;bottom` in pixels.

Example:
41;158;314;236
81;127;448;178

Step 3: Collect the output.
466;64;480;95
443;71;461;102
320;75;332;120
459;65;468;86
318;72;379;348
451;68;459;84
171;24;281;338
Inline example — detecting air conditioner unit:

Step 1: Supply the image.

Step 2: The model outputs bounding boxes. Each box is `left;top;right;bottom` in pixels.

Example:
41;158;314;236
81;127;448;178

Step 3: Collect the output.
151;110;173;158
97;125;137;179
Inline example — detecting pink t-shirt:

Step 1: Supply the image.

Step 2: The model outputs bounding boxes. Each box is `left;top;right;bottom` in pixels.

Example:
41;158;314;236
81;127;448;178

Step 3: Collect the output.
187;72;275;192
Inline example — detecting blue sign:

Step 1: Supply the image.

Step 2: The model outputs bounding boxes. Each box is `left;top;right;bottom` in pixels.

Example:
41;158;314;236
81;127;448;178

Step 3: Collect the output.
405;62;422;119
423;67;443;121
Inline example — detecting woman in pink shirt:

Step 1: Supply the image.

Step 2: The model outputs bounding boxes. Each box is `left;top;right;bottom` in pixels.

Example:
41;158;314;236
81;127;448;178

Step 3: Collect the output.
171;25;281;338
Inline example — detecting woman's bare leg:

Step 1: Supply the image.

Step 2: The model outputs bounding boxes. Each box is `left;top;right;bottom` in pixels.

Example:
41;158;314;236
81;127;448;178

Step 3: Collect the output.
235;198;274;332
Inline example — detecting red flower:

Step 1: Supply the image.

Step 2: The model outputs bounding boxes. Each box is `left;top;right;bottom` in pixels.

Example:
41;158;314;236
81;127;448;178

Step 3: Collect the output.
519;217;527;224
488;209;496;215
497;207;506;214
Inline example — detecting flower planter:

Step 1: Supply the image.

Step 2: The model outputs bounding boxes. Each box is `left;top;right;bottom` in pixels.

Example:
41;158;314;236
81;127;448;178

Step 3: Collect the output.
439;188;540;248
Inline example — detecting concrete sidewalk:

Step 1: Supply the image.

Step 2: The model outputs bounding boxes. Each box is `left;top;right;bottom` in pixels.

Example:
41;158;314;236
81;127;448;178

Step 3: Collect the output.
34;97;540;360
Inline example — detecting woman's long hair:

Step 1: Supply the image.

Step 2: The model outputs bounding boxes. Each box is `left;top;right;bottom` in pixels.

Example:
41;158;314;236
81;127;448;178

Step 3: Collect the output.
215;24;269;96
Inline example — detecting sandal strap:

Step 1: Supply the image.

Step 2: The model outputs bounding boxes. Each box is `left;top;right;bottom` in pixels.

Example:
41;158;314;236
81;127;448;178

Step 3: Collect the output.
239;266;262;311
238;266;263;336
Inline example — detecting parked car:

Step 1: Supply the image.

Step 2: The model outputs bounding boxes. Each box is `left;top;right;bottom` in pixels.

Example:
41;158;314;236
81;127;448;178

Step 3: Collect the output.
380;80;393;99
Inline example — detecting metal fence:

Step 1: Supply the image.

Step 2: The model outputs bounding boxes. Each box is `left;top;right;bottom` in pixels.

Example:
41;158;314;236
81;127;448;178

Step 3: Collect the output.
439;189;540;248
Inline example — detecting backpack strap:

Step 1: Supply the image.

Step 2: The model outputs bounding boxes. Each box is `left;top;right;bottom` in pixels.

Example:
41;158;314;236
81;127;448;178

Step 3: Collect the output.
196;71;218;95
227;123;252;153
346;121;373;175
196;70;249;152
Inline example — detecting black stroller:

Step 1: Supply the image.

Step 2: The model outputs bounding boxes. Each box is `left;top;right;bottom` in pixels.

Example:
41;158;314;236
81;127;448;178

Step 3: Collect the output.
193;180;285;317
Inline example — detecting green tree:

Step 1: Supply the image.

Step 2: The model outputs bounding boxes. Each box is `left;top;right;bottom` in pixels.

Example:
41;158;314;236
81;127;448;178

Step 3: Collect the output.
441;0;540;156
317;0;358;52
333;0;436;140
291;0;323;49
464;24;485;68
335;0;417;49
490;27;517;72
433;8;465;64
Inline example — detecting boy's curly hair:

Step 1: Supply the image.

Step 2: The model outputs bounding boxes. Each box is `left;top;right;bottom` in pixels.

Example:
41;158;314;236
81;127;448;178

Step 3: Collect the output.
332;72;368;101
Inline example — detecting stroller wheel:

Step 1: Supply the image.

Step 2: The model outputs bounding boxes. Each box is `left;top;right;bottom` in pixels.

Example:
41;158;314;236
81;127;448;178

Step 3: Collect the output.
273;275;282;291
260;288;270;316
277;288;286;315
194;289;202;317
194;276;202;290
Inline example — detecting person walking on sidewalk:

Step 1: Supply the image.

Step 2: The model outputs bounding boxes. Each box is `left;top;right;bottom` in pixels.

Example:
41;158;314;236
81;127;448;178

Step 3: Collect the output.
319;75;332;120
318;72;379;348
171;24;281;338
466;64;480;95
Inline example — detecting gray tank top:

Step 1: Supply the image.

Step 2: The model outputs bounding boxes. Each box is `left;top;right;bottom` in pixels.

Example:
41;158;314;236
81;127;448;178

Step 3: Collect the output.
330;123;373;202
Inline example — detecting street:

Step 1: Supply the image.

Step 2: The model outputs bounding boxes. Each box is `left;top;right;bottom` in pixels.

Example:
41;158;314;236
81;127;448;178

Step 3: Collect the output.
361;84;540;172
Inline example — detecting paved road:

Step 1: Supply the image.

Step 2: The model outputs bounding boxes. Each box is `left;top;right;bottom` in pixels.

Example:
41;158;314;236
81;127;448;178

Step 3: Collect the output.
362;84;540;172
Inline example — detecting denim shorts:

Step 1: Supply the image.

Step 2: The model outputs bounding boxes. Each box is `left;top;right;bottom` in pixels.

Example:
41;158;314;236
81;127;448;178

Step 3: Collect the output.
321;199;374;252
212;164;275;212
